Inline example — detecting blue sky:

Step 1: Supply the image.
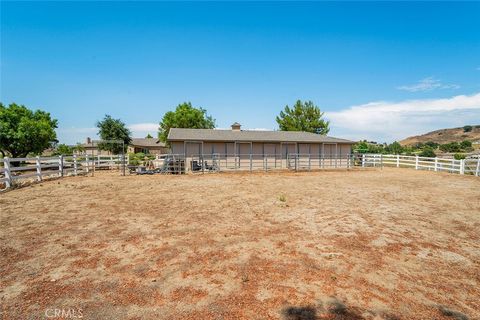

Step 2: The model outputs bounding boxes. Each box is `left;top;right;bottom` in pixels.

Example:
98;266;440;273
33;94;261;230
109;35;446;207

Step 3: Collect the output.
1;1;479;144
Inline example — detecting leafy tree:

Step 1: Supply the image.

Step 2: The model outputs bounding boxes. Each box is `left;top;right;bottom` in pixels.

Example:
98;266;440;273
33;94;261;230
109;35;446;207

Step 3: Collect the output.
403;146;415;156
52;143;83;156
385;141;403;154
145;133;153;139
73;143;85;153
413;142;425;149
158;102;215;142
439;142;461;153
463;125;473;133
353;140;386;154
0;103;58;158
419;147;436;158
354;141;370;153
424;141;439;149
276;100;330;134
53;144;73;156
96;115;132;154
460;140;472;149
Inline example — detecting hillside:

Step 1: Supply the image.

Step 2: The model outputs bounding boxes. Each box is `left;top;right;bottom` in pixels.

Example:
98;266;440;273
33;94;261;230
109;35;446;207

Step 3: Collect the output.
400;125;480;146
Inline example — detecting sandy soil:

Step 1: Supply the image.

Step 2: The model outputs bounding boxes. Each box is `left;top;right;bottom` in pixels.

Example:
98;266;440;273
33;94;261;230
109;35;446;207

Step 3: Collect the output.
1;168;479;320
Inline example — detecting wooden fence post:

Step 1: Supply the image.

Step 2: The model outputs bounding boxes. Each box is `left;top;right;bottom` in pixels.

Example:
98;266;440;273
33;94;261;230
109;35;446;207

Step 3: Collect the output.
434;157;438;172
460;159;465;175
415;155;419;170
396;155;400;168
475;157;480;177
249;153;252;172
362;154;365;167
4;157;12;188
35;156;42;181
73;154;78;175
85;154;89;173
58;155;64;177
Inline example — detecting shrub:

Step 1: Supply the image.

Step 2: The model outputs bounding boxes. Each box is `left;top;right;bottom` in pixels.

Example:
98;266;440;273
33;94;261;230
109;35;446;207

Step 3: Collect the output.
128;152;140;165
413;142;425;149
424;141;439;149
419;148;436;158
454;153;466;160
463;125;473;132
128;152;155;165
439;142;461;153
460;140;472;149
385;141;403;154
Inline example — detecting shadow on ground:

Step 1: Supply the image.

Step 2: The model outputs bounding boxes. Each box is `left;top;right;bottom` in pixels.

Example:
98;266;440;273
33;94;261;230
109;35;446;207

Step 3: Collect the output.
282;298;401;320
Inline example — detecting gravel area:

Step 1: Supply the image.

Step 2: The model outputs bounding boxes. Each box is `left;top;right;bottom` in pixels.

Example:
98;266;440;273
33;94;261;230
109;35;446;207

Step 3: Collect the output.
1;168;479;319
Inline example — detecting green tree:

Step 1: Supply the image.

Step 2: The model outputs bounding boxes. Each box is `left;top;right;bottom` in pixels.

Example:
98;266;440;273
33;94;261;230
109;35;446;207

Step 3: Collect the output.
463;125;473;133
73;143;85;153
353;140;386;154
96;115;132;154
419;147;436;158
145;133;153;139
53;144;73;156
385;141;403;154
276;100;330;134
439;142;461;153
0;103;58;158
158;102;215;142
354;141;370;153
424;141;439;149
460;140;472;150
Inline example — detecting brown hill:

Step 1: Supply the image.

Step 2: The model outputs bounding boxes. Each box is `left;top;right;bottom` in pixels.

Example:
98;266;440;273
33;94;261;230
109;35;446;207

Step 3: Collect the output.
400;125;480;146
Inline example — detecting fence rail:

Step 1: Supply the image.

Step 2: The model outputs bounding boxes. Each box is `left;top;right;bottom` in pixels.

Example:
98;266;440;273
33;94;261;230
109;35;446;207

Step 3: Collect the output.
0;154;127;190
152;153;353;174
360;154;480;176
1;152;478;190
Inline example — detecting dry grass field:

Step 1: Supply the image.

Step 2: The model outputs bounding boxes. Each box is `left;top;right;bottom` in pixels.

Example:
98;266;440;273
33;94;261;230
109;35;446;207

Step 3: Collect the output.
1;169;479;320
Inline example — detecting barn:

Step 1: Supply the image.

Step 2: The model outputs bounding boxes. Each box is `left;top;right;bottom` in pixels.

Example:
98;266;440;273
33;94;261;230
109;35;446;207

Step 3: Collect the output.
167;123;355;171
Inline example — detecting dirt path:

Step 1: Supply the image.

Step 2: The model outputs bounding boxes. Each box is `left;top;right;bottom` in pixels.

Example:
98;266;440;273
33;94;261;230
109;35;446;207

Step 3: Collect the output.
1;168;479;319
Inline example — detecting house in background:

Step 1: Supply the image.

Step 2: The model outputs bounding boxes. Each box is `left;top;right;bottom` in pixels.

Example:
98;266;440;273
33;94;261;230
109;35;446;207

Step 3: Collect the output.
127;138;168;155
79;137;169;156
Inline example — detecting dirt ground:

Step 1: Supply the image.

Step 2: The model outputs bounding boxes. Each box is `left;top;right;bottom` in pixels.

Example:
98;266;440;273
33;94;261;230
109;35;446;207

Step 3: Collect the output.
1;168;479;320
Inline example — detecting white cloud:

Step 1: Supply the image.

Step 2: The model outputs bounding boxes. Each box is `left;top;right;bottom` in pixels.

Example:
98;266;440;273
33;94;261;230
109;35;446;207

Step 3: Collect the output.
327;93;480;142
57;123;159;144
128;123;158;133
397;77;460;92
127;123;158;138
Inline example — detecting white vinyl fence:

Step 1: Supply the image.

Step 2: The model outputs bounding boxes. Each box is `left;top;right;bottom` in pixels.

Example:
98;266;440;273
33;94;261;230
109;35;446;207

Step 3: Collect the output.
0;154;126;190
361;154;480;176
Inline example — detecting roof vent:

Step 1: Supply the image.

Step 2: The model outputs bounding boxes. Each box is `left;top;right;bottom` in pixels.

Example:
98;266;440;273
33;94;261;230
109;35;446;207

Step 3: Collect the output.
231;122;241;131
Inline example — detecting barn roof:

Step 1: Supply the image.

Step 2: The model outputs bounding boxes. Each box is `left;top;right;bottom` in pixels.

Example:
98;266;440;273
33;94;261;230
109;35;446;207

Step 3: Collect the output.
130;138;166;148
167;128;354;144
